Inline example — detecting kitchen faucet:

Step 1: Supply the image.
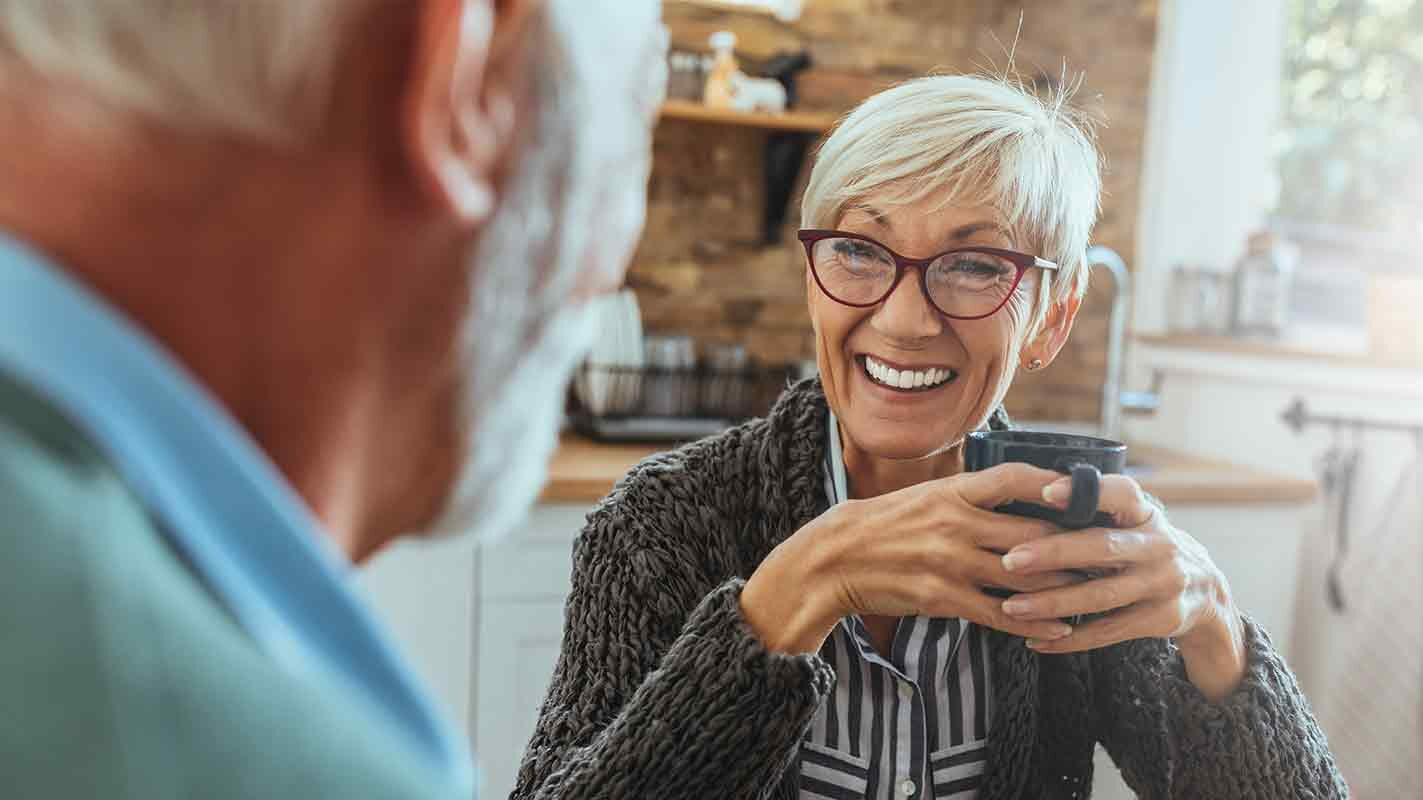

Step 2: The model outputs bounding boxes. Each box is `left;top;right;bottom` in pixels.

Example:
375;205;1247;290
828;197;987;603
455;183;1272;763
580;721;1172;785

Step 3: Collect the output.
1086;245;1160;442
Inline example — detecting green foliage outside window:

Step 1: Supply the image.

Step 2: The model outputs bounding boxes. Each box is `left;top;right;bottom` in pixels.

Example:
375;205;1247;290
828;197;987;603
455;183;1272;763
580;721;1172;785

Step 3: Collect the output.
1275;0;1423;242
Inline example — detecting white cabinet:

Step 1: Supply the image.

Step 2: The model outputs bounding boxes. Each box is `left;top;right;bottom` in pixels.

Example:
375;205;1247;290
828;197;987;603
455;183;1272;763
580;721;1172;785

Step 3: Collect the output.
356;536;479;734
473;504;592;800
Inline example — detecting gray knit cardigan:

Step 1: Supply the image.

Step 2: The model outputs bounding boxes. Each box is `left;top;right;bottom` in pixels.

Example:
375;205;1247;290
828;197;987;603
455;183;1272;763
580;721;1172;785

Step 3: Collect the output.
512;379;1345;799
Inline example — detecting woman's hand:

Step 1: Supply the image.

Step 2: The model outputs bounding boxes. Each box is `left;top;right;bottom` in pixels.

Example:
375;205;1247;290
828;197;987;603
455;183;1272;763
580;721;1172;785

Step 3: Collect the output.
740;463;1085;656
997;474;1248;701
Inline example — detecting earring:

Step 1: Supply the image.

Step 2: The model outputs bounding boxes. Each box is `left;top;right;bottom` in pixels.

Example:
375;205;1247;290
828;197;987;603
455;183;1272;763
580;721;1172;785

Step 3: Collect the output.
1025;358;1044;371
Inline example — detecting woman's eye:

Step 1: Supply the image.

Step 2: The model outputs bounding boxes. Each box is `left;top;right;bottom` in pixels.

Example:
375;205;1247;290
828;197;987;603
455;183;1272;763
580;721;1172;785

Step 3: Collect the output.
952;259;1007;277
833;241;880;261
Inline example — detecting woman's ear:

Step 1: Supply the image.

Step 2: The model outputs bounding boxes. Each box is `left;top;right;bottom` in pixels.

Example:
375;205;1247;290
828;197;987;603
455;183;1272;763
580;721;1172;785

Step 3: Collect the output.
1023;294;1082;370
401;0;533;224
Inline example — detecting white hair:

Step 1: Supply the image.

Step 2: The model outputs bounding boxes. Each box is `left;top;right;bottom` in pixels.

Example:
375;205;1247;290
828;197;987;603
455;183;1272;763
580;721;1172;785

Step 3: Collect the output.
0;0;367;141
425;0;663;544
801;74;1103;336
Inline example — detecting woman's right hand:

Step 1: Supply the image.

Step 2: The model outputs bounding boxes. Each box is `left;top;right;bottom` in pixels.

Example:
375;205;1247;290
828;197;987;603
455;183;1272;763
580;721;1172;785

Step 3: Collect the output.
740;462;1083;655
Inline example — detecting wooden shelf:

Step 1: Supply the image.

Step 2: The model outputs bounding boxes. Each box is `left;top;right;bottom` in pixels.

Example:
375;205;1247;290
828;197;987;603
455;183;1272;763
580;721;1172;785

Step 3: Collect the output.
659;99;839;133
1135;332;1422;370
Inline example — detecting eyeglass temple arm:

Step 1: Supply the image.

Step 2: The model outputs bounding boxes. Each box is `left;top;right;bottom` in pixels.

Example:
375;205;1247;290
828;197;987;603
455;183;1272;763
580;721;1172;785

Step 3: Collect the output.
1033;257;1059;271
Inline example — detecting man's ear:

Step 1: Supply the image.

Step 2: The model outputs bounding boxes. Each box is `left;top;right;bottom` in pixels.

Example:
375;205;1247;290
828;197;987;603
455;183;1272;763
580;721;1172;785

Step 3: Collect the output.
1023;294;1082;369
401;0;534;224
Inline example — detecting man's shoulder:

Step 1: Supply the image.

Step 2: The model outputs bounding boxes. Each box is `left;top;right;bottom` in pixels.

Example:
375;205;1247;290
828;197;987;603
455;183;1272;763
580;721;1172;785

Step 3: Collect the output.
0;374;457;799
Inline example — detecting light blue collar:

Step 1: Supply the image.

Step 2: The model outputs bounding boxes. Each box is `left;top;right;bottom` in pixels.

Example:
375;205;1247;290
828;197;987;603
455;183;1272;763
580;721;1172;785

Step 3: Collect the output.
0;234;473;795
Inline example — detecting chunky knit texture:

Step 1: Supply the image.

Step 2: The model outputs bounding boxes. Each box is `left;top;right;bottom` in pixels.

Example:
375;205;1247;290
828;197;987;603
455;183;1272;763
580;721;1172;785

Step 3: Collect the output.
512;379;1346;799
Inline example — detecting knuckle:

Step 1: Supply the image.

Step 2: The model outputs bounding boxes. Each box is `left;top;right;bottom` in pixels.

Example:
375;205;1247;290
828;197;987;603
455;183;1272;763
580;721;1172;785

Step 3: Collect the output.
1165;567;1190;596
910;578;939;608
1098;581;1124;609
1104;531;1129;558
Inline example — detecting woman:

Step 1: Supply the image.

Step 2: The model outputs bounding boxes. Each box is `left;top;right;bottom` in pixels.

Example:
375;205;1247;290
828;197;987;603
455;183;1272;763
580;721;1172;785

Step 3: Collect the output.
513;76;1344;799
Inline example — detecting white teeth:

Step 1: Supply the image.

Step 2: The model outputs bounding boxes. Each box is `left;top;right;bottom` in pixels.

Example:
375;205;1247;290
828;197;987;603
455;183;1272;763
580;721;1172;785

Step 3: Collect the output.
864;356;954;390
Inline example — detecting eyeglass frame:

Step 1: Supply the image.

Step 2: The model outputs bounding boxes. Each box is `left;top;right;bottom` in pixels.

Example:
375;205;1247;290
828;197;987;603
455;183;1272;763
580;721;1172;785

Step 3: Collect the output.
796;228;1059;321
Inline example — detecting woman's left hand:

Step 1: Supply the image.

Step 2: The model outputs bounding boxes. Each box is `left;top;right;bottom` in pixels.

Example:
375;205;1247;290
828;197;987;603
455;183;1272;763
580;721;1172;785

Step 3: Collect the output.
997;473;1249;702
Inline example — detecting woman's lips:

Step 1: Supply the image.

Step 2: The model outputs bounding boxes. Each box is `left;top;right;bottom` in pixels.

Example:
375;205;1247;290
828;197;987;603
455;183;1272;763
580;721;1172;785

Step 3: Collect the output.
857;354;958;394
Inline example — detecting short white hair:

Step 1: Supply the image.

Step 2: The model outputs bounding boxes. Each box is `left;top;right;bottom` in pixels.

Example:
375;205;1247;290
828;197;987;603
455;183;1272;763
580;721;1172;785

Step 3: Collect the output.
801;74;1103;332
0;0;368;142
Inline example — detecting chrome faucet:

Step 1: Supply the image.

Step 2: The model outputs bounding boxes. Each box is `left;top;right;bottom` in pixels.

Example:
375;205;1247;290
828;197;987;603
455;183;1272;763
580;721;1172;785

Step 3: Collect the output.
1085;245;1159;442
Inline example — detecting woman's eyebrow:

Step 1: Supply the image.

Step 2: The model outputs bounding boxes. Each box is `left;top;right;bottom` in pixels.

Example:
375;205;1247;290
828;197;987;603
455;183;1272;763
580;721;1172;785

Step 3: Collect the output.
947;221;1012;242
848;203;892;228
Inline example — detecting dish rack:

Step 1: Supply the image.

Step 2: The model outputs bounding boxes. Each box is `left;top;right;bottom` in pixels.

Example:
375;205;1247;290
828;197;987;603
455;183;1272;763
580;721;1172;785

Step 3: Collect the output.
569;361;794;442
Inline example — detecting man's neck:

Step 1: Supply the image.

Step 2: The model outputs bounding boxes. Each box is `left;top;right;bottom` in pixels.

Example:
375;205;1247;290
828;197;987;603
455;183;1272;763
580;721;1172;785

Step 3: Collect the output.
0;89;387;557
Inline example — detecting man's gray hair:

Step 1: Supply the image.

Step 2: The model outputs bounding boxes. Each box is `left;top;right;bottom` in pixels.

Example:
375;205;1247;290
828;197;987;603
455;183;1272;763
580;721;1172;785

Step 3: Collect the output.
0;0;369;141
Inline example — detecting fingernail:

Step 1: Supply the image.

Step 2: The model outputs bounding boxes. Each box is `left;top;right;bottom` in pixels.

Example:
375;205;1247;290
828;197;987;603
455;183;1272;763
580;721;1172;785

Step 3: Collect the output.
1002;598;1031;616
1049;623;1072;639
1002;548;1035;571
1043;479;1071;505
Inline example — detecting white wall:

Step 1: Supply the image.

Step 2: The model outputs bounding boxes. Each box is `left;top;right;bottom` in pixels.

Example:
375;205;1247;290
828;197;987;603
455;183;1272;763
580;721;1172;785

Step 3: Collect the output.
1133;0;1287;334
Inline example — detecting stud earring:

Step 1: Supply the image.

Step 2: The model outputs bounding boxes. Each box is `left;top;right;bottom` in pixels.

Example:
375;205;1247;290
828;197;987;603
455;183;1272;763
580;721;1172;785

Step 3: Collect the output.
1025;358;1044;371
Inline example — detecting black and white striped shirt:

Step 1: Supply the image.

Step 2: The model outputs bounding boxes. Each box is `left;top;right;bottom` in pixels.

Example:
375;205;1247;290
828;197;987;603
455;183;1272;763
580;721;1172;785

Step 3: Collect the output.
799;412;992;800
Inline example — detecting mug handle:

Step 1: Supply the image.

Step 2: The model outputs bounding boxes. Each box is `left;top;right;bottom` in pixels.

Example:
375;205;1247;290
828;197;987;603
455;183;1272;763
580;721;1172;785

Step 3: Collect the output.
1060;462;1102;529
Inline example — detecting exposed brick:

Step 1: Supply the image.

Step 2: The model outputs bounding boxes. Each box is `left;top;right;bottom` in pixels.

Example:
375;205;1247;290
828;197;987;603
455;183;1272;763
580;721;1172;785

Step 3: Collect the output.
641;0;1158;424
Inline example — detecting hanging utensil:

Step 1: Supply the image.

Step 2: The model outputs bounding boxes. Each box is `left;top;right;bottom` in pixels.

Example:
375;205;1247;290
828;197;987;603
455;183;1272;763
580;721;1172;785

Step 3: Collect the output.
1325;428;1362;613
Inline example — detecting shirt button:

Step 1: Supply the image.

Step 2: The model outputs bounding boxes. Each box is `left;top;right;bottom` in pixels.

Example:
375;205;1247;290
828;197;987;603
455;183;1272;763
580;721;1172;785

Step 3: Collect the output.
897;682;913;700
899;778;917;796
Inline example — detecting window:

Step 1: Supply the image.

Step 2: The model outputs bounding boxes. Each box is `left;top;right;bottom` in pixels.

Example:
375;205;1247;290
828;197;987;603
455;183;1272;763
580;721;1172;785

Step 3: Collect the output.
1272;0;1422;243
1270;0;1422;334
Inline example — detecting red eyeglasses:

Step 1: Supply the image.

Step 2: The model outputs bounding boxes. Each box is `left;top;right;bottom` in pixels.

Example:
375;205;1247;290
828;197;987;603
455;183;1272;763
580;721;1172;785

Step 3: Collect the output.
797;229;1058;320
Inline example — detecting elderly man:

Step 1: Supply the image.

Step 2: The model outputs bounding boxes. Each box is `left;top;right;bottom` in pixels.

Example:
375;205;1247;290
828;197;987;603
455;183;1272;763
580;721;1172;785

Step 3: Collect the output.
0;1;664;797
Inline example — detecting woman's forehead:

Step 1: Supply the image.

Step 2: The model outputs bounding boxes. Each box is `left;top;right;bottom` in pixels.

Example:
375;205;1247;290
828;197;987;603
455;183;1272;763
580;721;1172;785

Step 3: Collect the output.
838;199;1013;249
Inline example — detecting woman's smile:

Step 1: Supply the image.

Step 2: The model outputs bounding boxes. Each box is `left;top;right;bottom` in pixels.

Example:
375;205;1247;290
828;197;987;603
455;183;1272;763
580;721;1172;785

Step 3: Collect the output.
854;353;959;401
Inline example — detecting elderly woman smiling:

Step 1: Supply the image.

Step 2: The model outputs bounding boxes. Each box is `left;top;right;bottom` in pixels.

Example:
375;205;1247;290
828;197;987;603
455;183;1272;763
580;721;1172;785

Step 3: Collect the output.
514;76;1344;800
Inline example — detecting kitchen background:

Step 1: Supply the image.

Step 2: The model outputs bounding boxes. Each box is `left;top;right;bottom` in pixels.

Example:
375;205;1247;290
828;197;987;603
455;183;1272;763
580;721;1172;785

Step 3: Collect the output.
635;0;1157;423
360;2;1423;799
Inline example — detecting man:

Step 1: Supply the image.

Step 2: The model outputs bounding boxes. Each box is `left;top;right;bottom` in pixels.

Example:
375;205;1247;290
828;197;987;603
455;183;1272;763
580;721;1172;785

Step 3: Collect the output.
0;1;665;797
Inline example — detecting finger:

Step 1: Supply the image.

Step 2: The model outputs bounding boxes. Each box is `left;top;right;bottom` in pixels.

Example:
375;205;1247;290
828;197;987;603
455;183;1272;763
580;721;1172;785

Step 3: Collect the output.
952;462;1067;511
965;511;1059;553
1000;571;1151;620
1041;473;1157;529
1001;528;1172;575
949;585;1076;641
967;549;1087;593
1025;601;1179;653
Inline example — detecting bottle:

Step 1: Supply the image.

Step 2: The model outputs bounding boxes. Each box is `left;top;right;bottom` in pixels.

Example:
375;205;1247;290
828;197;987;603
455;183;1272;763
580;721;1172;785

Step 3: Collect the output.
1232;231;1298;336
703;31;740;110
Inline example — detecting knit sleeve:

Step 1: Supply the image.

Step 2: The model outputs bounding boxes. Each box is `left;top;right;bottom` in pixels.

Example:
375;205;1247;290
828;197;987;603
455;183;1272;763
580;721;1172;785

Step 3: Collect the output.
509;487;835;799
1089;615;1347;798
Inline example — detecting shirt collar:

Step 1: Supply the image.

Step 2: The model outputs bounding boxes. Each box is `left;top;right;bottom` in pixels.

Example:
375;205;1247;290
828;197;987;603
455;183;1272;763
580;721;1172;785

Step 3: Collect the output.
825;409;850;506
0;233;472;794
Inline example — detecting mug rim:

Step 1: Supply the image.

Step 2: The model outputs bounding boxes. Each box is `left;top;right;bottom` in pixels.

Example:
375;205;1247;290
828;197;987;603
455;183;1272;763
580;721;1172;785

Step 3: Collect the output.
966;429;1127;452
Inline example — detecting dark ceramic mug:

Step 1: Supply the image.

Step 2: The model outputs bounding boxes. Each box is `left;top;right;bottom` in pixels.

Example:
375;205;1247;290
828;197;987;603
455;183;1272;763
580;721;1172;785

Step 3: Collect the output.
963;430;1127;529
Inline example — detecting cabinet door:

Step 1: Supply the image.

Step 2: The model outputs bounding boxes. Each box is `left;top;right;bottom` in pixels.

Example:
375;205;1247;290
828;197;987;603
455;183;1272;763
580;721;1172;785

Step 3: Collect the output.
474;503;589;799
475;599;566;800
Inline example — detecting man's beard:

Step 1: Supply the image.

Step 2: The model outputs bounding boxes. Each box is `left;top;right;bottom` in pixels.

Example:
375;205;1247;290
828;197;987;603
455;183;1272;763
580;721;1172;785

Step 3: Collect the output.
423;302;596;545
420;4;616;545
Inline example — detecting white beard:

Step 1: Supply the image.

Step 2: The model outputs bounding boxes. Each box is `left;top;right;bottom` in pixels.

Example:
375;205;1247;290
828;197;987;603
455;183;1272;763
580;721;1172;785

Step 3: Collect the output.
424;302;595;545
421;0;659;544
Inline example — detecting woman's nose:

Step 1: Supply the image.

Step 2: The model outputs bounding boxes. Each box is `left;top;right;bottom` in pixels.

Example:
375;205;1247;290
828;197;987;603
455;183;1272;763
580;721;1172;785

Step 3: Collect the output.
871;267;944;340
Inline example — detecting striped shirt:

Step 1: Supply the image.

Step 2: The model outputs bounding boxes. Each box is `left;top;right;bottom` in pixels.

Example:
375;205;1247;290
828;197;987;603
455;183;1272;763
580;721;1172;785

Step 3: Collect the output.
799;412;992;800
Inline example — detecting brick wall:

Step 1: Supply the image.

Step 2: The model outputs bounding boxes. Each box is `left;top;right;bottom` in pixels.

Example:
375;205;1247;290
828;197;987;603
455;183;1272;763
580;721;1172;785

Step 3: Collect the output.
632;0;1160;422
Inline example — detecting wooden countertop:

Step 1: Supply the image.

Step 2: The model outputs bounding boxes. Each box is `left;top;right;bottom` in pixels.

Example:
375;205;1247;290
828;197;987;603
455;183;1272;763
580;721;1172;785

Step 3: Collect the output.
541;435;1318;506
